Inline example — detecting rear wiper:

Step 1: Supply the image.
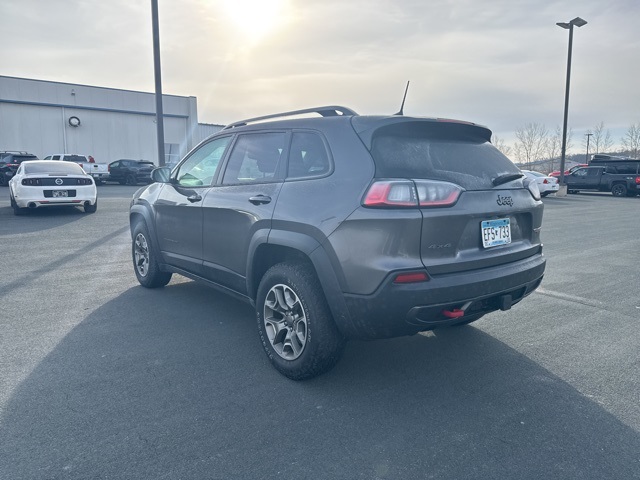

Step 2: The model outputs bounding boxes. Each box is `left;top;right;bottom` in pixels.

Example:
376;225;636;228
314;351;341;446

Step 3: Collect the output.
492;173;524;187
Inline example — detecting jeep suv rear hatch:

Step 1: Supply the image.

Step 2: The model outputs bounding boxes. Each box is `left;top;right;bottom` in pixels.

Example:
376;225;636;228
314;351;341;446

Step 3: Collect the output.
353;117;543;276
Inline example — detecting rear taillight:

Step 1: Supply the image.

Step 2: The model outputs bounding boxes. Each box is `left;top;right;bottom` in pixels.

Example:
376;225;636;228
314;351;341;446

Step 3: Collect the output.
415;180;463;207
543;179;548;184
523;177;541;200
363;180;417;207
22;178;42;186
635;176;640;185
363;180;463;208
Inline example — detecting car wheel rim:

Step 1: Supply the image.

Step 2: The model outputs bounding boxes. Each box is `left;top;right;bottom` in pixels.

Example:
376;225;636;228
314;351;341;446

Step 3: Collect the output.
134;233;150;277
263;284;308;360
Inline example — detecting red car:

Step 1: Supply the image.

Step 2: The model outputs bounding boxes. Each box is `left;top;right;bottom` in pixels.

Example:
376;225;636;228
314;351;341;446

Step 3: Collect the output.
549;164;587;177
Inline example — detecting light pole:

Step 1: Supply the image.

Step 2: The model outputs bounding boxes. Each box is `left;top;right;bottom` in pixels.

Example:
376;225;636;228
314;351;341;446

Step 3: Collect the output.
585;132;593;163
151;0;166;166
557;17;587;190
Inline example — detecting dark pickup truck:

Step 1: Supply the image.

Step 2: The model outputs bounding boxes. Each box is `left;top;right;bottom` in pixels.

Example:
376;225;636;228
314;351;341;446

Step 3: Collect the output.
565;166;640;197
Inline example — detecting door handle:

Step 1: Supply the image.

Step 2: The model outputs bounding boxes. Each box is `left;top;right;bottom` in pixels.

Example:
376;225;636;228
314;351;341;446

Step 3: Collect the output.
187;194;202;203
249;195;272;205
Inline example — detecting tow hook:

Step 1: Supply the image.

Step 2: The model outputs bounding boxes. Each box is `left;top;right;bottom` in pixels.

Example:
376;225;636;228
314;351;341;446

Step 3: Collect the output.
442;301;472;319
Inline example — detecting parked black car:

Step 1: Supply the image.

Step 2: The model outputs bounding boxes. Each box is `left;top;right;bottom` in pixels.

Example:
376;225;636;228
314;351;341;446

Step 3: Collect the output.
107;159;155;185
0;151;38;186
130;106;546;380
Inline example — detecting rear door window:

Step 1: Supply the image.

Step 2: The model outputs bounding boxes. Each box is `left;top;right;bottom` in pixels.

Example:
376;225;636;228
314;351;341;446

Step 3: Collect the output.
369;121;521;190
287;132;331;179
221;133;286;185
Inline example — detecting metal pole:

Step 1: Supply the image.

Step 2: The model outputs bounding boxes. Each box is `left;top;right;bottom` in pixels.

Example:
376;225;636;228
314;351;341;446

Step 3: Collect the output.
559;24;574;186
151;0;166;166
585;132;593;163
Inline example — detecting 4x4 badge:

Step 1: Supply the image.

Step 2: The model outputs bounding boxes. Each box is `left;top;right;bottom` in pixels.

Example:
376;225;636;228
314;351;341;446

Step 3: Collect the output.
497;194;513;206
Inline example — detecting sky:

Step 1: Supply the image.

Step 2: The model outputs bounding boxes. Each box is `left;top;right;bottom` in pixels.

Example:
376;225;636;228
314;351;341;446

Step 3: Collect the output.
2;0;639;153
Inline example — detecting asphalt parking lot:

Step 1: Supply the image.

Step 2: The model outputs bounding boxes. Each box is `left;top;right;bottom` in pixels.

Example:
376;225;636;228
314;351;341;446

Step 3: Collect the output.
0;186;638;479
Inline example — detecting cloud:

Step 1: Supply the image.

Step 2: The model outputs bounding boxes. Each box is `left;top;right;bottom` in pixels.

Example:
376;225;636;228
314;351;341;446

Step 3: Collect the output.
1;0;639;148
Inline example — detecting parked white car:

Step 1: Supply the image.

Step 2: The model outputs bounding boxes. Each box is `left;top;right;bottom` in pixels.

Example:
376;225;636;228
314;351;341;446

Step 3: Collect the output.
9;160;97;215
43;154;109;184
521;170;559;197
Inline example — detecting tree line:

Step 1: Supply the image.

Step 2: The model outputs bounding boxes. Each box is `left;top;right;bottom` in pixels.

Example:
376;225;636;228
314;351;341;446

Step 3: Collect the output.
493;121;640;172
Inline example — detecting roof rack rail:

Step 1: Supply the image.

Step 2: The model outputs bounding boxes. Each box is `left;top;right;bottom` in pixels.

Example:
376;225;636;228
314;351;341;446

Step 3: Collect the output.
222;105;358;130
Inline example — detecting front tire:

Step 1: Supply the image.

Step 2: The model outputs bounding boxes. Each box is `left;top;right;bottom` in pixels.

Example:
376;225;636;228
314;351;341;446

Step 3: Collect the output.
126;174;137;186
132;221;172;288
256;262;345;380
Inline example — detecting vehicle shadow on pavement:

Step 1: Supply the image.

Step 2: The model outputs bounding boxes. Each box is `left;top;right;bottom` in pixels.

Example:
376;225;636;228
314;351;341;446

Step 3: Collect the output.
1;282;639;480
0;205;87;235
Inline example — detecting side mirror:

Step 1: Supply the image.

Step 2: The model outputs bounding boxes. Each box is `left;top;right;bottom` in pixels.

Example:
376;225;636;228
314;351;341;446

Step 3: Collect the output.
151;167;171;183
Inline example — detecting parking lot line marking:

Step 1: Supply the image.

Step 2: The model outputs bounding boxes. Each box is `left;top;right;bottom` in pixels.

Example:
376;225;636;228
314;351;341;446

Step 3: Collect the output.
534;288;605;309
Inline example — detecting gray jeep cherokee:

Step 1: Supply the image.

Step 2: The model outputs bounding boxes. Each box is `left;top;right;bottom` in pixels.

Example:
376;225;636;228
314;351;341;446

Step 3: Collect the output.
130;106;545;380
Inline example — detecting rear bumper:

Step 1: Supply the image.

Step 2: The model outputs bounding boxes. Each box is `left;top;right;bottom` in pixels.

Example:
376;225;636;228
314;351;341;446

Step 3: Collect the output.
14;186;97;208
341;252;546;339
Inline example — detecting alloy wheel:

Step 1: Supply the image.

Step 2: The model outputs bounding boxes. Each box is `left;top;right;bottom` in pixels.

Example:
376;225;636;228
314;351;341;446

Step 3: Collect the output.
134;233;150;277
263;284;308;360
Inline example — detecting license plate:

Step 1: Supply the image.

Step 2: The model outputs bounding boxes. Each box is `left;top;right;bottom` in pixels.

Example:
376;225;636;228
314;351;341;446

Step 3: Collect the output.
481;218;511;248
52;190;68;198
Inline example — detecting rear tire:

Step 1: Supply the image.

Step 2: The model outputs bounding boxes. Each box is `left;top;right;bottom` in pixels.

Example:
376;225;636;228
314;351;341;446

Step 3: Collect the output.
84;200;98;214
132;221;172;288
256;262;345;380
10;193;26;216
611;184;627;197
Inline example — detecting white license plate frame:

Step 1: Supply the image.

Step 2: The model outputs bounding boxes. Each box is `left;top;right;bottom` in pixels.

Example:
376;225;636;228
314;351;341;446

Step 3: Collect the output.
481;218;511;248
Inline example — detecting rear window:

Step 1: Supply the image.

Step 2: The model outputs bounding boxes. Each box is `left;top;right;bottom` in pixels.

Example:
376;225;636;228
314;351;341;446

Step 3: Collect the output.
1;154;37;163
62;155;88;163
24;162;85;175
369;122;520;190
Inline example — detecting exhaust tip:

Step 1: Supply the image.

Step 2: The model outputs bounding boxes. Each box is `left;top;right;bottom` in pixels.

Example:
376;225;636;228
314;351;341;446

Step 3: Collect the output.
28;202;37;209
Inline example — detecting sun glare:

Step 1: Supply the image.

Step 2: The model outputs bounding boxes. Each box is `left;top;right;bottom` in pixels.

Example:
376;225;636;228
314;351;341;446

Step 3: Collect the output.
221;0;290;43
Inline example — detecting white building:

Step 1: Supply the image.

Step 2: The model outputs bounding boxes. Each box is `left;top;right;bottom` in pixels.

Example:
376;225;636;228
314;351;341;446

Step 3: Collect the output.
0;75;222;165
